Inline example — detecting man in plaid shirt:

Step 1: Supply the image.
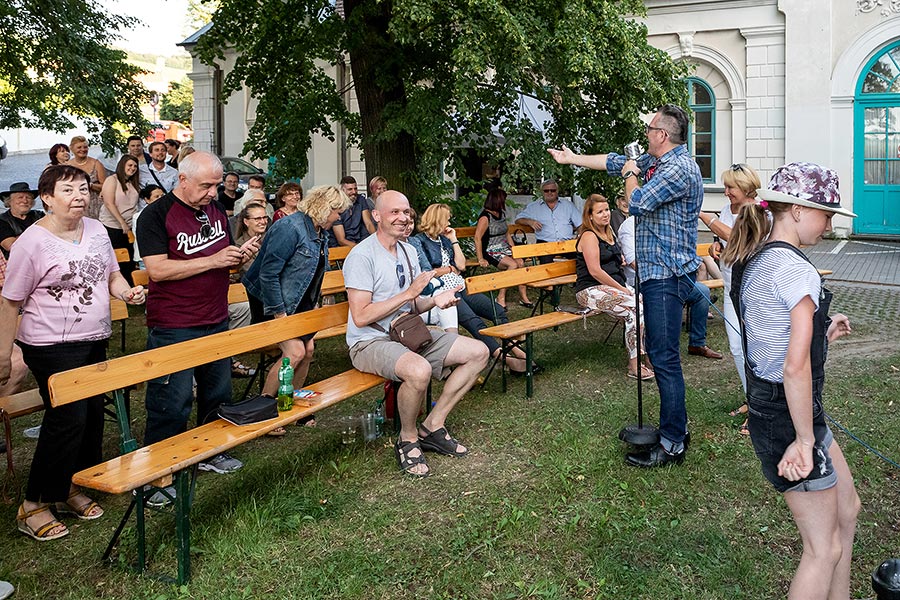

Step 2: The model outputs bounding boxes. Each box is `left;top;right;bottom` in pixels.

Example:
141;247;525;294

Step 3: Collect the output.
549;104;706;468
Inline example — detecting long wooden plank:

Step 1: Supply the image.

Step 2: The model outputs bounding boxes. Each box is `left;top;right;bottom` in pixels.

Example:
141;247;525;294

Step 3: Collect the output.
454;226;476;239
511;240;576;259
322;269;345;295
328;245;351;262
0;388;44;419
479;312;584;339
49;303;350;407
228;283;248;304
110;298;129;322
132;269;150;287
72;369;386;494
465;260;576;295
528;274;576;289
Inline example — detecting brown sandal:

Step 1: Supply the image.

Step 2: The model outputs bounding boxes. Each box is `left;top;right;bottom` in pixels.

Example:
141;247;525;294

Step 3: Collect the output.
17;504;69;541
55;491;104;521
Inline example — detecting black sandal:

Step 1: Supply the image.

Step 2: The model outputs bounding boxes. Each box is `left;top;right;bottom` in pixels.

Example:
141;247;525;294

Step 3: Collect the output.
417;425;468;457
394;439;430;477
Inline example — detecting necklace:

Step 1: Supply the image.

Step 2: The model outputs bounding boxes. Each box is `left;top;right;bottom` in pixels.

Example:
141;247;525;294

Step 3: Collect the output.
49;217;82;244
72;156;89;166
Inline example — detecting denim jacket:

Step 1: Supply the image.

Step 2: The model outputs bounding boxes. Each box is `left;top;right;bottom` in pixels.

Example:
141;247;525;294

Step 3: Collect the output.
243;212;328;315
408;233;453;271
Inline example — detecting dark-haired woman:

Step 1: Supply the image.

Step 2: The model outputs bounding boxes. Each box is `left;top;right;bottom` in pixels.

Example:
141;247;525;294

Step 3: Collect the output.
46;143;70;169
99;155;141;283
0;165;145;542
473;188;532;308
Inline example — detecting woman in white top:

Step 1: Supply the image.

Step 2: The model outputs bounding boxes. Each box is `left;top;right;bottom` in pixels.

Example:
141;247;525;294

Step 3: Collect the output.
699;163;761;434
65;136;106;220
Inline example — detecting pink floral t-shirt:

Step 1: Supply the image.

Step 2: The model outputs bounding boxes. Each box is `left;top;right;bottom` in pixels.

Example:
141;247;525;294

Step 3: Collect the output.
2;218;118;345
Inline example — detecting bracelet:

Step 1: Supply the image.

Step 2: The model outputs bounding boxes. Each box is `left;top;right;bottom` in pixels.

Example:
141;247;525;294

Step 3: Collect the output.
708;216;718;226
452;241;460;245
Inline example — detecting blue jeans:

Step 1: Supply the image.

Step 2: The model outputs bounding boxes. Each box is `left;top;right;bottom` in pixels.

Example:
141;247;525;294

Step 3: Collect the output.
144;320;232;446
686;280;711;347
641;273;697;448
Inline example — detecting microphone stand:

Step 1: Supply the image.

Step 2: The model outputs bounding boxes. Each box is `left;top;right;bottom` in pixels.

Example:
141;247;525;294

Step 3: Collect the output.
618;175;660;448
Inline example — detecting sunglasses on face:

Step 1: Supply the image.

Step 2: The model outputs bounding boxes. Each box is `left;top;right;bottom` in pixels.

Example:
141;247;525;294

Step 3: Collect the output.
195;209;214;239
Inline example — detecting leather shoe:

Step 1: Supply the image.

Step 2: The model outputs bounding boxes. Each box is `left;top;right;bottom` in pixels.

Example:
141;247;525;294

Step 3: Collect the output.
626;445;686;468
688;345;723;360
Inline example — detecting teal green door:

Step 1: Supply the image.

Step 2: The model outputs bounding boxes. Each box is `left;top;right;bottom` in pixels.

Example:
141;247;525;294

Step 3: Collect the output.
855;42;900;236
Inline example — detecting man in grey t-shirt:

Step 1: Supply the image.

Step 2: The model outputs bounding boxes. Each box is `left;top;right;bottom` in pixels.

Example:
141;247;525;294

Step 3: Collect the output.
344;191;489;478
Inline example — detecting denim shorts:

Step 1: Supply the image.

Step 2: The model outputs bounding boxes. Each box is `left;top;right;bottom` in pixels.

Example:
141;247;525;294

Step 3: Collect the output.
746;377;837;494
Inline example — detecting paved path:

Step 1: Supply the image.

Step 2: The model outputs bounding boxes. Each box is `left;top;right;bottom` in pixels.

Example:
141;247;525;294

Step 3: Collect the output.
807;239;900;287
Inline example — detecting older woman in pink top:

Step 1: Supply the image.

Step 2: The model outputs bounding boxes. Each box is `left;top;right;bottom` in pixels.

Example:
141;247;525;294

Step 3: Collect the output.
0;165;145;543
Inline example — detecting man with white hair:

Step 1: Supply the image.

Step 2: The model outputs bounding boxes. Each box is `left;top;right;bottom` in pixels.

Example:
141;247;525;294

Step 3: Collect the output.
137;152;260;499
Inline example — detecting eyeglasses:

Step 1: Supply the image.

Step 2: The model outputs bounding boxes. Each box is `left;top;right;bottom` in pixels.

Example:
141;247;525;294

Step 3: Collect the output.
396;263;405;288
542;188;558;194
194;209;214;239
246;216;268;222
645;124;668;136
730;164;746;172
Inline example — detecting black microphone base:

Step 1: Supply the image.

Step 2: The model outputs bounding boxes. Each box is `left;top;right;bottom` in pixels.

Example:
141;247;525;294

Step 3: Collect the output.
619;424;660;448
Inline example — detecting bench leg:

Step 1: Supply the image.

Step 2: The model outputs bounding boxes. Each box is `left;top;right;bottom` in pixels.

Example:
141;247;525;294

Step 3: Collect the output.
174;469;193;585
120;320;126;353
525;333;534;398
112;389;138;454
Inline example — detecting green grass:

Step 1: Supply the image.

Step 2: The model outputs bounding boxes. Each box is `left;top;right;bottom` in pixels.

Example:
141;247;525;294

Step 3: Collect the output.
1;284;899;599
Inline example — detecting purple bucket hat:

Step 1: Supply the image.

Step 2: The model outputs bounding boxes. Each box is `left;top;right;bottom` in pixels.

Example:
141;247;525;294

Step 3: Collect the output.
757;162;856;218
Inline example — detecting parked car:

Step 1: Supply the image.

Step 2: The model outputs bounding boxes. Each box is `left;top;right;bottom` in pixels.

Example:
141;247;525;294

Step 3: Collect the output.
0;135;7;161
218;156;279;199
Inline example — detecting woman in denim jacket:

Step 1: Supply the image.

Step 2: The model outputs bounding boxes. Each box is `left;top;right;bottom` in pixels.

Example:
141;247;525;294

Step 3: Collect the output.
243;185;351;400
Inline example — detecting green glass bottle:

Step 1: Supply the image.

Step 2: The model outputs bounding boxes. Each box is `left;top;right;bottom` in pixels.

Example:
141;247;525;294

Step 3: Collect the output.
277;357;293;411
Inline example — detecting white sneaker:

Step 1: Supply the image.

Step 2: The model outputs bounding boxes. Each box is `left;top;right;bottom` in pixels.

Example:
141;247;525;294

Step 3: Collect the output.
0;580;14;600
23;425;41;439
198;452;243;474
145;485;176;508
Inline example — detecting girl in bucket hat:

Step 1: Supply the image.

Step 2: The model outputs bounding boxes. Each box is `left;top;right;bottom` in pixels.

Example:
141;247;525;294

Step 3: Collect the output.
722;162;860;599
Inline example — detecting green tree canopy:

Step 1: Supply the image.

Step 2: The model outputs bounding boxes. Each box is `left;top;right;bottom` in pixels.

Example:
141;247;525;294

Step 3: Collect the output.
0;0;150;153
197;0;688;207
160;77;195;126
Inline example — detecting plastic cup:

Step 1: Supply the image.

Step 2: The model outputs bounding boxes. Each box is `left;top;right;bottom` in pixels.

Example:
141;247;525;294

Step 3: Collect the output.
361;413;377;442
340;416;357;445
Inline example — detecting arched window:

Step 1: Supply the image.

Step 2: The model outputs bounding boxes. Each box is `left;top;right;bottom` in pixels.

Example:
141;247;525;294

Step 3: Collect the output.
686;77;715;182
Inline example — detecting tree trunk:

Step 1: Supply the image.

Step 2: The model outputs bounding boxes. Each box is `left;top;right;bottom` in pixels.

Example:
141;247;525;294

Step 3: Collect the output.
344;0;419;201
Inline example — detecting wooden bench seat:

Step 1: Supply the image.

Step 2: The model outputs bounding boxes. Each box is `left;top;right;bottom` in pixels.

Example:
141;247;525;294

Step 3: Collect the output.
466;260;580;397
0;388;43;420
47;302;373;583
73;369;384;495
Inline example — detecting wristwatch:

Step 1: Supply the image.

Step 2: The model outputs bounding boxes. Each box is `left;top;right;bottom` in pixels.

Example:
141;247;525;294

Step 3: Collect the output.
623;170;640;180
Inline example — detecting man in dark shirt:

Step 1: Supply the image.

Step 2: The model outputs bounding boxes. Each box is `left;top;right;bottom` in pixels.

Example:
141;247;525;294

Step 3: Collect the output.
137;152;260;492
216;171;244;216
0;182;43;259
331;176;375;247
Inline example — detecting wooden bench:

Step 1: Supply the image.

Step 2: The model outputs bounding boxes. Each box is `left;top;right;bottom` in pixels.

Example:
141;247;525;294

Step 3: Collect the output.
328;244;351;267
0;389;43;485
465;261;581;397
48;302;384;584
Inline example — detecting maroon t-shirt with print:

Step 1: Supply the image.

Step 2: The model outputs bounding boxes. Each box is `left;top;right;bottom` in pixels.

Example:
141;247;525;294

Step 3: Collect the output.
136;192;233;328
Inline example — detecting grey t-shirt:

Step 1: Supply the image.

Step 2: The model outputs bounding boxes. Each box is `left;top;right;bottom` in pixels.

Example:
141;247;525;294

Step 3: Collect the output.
343;234;421;348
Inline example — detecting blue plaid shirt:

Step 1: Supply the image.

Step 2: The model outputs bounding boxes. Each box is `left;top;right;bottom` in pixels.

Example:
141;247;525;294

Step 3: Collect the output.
606;145;703;282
